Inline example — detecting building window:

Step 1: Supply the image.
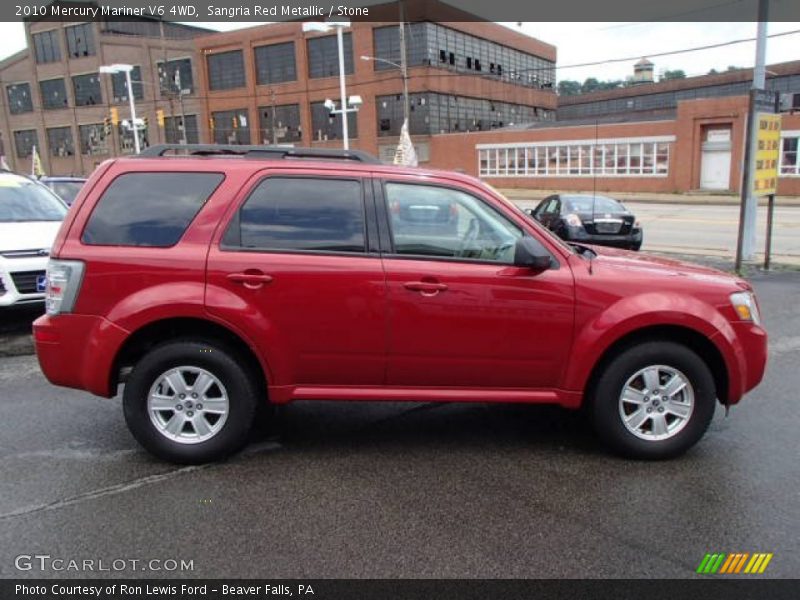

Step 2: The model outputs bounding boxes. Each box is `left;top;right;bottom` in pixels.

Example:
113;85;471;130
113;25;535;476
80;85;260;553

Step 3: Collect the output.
46;126;75;157
164;115;200;144
258;104;302;144
422;93;542;135
72;73;102;106
477;138;672;178
307;34;353;79
14;130;39;158
39;79;69;110
207;50;245;91
310;101;358;141
781;136;799;176
65;23;96;58
158;58;194;95
32;30;61;64
110;66;143;102
117;122;148;154
6;83;33;114
79;123;109;155
376;93;430;137
372;24;428;71
211;109;250;145
254;42;296;85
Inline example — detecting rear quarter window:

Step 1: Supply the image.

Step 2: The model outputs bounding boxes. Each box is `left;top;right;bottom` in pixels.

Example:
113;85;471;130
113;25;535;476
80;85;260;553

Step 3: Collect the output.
81;172;224;247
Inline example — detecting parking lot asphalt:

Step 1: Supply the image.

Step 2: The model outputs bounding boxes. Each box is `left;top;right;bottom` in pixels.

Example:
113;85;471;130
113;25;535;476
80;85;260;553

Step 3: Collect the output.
0;270;798;579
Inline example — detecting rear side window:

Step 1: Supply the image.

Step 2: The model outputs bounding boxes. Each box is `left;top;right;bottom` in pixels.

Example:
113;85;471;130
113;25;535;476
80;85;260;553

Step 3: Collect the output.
82;172;224;247
224;177;365;253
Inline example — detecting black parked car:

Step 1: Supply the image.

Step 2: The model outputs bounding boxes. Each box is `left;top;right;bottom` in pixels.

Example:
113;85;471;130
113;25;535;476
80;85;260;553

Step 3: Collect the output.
527;194;643;251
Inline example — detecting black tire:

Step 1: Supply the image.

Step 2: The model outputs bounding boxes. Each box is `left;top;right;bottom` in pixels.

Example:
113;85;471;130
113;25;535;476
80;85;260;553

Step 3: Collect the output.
630;241;642;251
123;339;258;464
590;341;716;460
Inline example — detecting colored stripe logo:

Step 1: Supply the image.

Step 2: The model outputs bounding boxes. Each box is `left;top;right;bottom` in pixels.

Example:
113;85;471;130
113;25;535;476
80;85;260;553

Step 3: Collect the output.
696;553;773;574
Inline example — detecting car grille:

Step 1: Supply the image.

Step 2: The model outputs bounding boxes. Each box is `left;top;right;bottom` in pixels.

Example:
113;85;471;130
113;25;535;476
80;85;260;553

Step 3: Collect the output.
10;270;46;294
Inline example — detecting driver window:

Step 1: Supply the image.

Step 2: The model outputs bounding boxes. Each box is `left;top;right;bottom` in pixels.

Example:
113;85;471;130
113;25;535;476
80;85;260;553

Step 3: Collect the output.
385;182;523;262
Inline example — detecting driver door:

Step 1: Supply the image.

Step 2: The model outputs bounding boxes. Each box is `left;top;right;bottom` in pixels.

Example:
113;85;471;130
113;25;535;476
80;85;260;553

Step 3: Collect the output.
378;178;575;390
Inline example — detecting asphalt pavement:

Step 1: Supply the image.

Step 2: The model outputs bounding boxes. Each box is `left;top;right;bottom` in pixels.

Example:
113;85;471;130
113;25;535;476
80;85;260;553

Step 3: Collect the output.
0;271;798;579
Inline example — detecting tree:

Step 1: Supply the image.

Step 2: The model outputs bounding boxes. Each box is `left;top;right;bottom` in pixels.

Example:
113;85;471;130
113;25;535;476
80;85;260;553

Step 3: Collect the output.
557;80;581;96
661;70;686;81
582;77;601;93
707;68;719;75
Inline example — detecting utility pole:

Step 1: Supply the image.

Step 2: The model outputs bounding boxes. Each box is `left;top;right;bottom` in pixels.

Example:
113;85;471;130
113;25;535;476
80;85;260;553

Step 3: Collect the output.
735;0;769;269
399;1;410;126
270;88;277;145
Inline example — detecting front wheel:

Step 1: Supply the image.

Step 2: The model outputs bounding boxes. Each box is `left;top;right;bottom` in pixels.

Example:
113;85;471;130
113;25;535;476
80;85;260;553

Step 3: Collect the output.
590;341;716;459
123;340;258;464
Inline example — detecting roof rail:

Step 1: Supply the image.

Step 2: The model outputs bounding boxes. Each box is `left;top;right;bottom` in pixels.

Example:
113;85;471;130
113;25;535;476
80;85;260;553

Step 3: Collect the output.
139;144;382;164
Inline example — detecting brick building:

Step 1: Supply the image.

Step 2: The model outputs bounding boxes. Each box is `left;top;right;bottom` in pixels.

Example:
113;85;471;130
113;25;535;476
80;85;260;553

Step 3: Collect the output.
437;61;800;196
193;19;557;162
0;16;209;176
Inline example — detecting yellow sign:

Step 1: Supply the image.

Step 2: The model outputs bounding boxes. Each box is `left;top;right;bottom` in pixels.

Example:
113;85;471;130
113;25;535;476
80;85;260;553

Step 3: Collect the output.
753;113;781;196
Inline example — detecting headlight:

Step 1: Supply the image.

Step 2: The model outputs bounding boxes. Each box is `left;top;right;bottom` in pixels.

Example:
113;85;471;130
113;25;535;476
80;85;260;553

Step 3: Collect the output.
564;213;582;227
730;291;761;325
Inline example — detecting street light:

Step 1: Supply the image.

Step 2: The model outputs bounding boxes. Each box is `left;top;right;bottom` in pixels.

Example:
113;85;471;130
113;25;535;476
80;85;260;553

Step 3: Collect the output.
361;55;410;128
99;64;141;153
302;20;354;149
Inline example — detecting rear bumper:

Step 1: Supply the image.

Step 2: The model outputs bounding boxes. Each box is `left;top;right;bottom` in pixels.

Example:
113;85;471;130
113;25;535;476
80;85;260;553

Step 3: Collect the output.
33;313;129;397
564;227;643;248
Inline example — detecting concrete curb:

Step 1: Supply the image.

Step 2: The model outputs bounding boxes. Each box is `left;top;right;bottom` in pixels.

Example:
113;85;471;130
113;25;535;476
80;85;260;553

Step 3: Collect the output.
0;334;35;358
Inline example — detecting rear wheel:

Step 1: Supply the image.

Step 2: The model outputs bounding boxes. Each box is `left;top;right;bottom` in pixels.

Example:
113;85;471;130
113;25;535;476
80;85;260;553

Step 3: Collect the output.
590;341;716;459
123;339;258;464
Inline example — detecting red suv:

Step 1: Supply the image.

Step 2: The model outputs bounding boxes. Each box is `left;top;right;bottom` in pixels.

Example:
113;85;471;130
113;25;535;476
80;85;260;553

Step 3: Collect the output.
33;145;767;463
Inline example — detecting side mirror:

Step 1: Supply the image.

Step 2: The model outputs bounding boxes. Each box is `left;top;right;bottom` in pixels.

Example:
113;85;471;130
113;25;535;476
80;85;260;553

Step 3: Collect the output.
514;237;552;271
523;208;537;219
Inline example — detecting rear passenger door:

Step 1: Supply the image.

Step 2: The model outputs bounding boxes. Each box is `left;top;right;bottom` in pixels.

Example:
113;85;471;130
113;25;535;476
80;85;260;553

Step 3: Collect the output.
205;172;388;391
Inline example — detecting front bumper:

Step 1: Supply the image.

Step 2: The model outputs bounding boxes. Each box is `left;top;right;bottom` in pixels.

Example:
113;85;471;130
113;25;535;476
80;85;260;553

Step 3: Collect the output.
0;256;48;307
729;321;768;402
33;313;129;397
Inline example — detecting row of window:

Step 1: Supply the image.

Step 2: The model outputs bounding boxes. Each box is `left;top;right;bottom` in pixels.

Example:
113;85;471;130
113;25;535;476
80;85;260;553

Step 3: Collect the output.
376;92;550;137
373;23;555;89
208;94;545;146
5;59;194;114
12;116;200;158
559;74;800;120
479;140;672;178
33;23;95;64
205;23;556;92
206;34;355;91
82;173;523;269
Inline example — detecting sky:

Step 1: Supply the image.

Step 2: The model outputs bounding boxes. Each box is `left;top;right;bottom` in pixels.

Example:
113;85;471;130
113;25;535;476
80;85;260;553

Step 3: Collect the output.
0;20;798;83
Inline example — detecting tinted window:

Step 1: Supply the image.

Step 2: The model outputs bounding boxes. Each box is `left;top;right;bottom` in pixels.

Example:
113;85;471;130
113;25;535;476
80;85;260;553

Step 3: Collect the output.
82;173;223;247
49;181;84;206
0;178;67;223
385;183;522;262
226;178;365;253
563;196;624;213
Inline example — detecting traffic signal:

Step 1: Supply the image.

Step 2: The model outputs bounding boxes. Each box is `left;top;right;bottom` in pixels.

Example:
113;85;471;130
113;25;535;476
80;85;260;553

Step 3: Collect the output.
232;116;238;129
110;107;119;126
156;109;165;127
209;117;215;131
103;116;112;136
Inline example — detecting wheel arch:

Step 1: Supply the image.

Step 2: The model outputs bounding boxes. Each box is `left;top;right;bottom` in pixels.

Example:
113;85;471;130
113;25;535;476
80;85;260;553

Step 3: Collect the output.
581;324;729;408
111;317;270;402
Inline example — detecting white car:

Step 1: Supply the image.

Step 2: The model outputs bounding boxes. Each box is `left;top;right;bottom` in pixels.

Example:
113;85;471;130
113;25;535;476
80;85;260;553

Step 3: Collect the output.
0;172;67;307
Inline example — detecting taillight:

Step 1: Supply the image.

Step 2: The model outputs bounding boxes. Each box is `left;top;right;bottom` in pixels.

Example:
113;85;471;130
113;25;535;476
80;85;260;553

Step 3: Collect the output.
45;259;85;316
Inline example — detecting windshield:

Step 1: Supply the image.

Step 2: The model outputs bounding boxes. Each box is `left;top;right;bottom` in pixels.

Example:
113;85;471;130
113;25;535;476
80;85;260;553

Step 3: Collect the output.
564;196;625;213
49;181;84;206
0;178;68;222
482;183;576;255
